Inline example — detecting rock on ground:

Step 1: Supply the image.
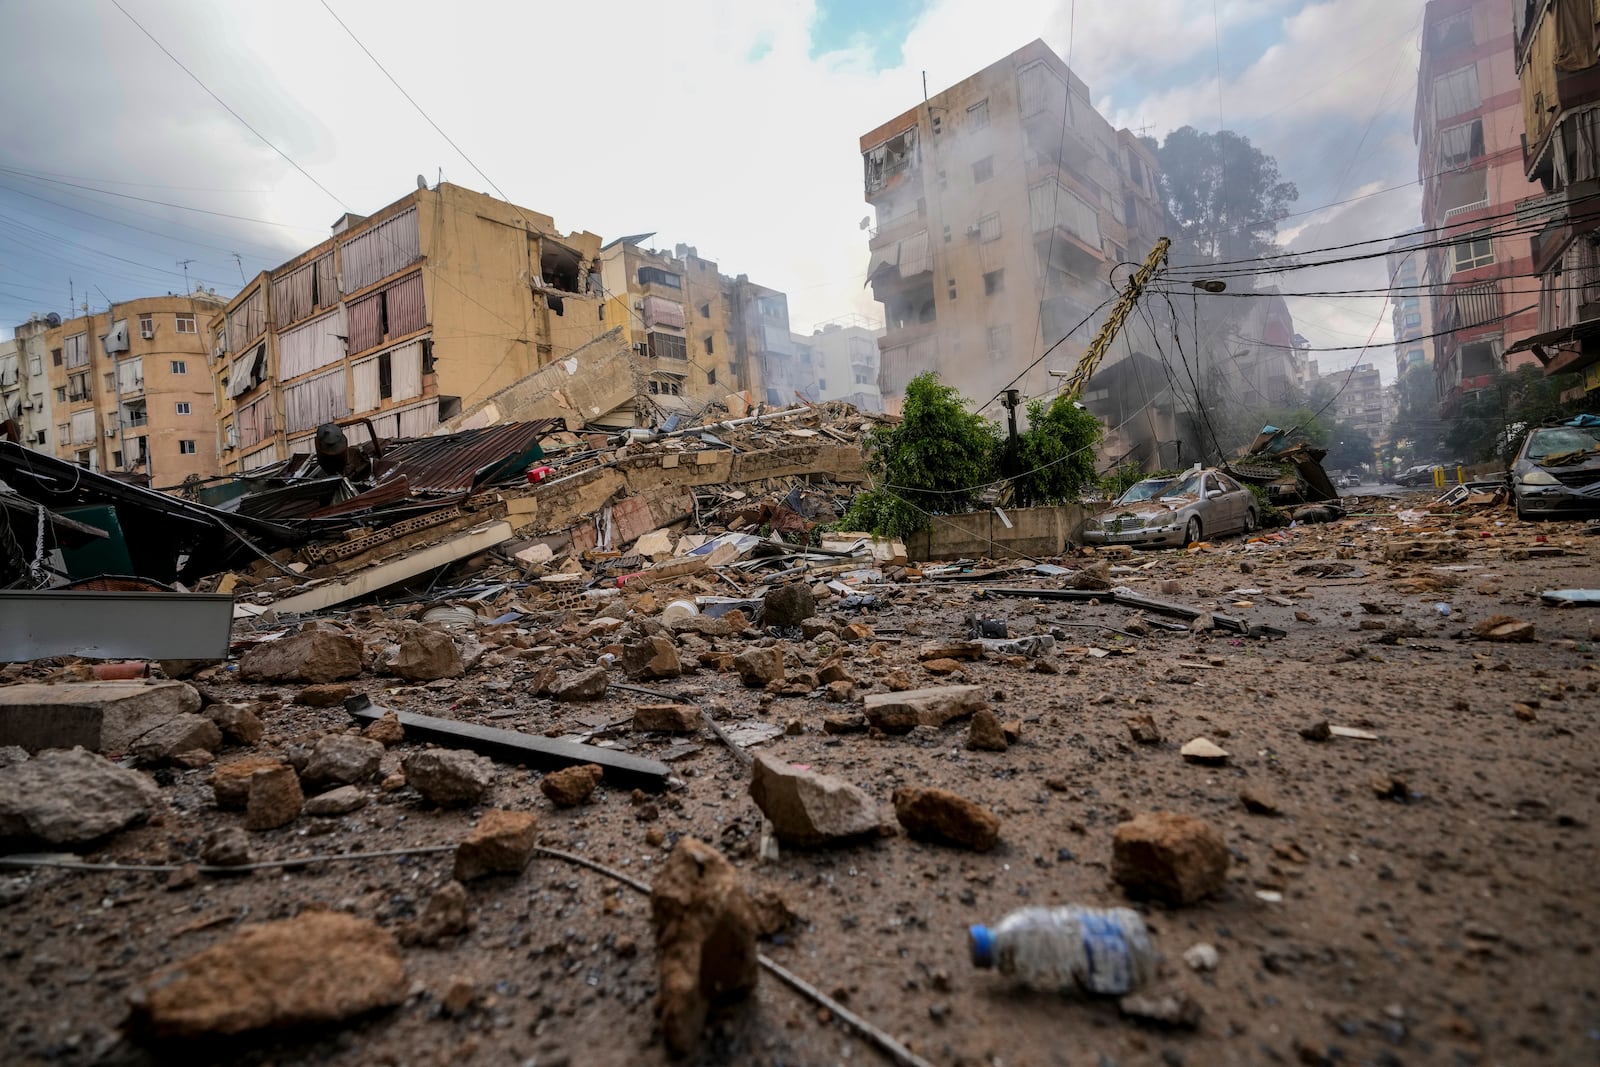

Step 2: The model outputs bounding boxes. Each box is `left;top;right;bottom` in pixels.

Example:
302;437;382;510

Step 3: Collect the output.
541;764;603;808
762;584;816;627
650;837;759;1055
733;647;784;687
454;809;539;880
621;636;682;680
203;704;264;746
130;713;223;764
863;685;986;733
302;785;368;817
633;704;702;733
296;683;353;708
405;881;470;946
200;827;254;867
892;786;1001;852
748;754;882;847
966;709;1008;751
552;667;609;702
244;765;303;831
0;747;160;845
387;627;464;682
211;756;287;810
125;911;407;1038
402;750;495;808
239;629;363;684
1127;714;1162;744
1112;811;1230;906
301;734;384;790
362;710;404;746
0;680;201;754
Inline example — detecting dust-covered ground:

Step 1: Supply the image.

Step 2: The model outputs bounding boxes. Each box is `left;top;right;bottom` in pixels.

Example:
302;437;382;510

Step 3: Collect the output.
2;493;1597;1067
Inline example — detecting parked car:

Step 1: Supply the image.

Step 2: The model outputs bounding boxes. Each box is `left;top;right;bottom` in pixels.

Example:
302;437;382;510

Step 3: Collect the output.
1508;421;1600;519
1341;472;1362;488
1081;467;1259;549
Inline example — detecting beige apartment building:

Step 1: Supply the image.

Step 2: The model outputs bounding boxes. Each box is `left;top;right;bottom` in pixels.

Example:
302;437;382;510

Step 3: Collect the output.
3;315;58;449
211;182;607;473
859;39;1166;410
39;294;227;486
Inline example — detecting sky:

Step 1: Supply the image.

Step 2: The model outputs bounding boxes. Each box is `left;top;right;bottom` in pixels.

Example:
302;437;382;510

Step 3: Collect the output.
0;0;1426;385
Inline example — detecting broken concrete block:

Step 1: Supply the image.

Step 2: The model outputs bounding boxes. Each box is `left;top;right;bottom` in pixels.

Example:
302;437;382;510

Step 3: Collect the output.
733;647;784;687
552;666;609;701
1127;714;1162;744
631;528;677;561
650;838;759;1055
1179;737;1229;765
892;786;1000;851
633;704;702;733
130;713;223;765
0;681;200;754
302;785;368;817
918;640;985;661
296;683;354;708
204;704;264;746
620;636;682;680
239;629;362;684
966;709;1008;751
454;809;539;881
0;747;160;845
1112;811;1229;906
211;755;288;810
405;881;470;946
244;764;303;831
302;734;384;790
540;763;602;807
748;754;882;847
126;912;407;1038
201;826;254;866
402;750;495;808
387;627;464;682
862;685;985;734
762;584;815;627
362;710;404;746
1472;615;1535;643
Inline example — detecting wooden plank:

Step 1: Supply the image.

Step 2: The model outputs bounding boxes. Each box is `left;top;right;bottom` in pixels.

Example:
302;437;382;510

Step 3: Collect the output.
345;695;670;790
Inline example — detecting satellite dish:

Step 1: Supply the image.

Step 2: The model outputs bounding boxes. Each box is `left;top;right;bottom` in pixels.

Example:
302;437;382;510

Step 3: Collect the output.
45;312;61;326
417;174;428;190
858;216;871;231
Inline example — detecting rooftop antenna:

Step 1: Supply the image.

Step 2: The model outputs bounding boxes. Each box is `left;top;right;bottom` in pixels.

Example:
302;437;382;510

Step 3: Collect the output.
231;253;245;284
177;259;195;295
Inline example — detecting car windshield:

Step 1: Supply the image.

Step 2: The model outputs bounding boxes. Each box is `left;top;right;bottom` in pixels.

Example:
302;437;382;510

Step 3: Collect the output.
1116;478;1175;504
1162;472;1205;499
1527;427;1600;462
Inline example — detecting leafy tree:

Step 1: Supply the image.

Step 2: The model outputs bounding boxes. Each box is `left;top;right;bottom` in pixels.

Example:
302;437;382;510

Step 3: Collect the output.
1441;364;1587;464
839;372;998;539
1150;127;1299;262
1323;424;1376;470
1011;396;1103;506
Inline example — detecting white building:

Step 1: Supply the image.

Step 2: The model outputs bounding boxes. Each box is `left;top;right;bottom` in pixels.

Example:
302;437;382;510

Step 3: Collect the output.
793;316;884;412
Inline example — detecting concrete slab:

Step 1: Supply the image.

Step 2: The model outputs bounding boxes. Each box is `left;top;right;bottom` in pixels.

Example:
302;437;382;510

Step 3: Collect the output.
0;681;202;754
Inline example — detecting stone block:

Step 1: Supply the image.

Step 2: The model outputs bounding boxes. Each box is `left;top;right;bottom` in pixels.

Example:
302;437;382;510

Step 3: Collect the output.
0;681;200;754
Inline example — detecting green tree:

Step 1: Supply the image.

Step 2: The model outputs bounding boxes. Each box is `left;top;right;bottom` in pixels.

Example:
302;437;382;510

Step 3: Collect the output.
1151;127;1300;262
1011;396;1103;506
1323;424;1377;470
839;372;999;539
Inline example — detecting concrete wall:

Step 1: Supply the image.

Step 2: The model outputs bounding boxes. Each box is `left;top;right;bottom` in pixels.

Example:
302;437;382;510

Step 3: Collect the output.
443;328;642;433
905;503;1089;560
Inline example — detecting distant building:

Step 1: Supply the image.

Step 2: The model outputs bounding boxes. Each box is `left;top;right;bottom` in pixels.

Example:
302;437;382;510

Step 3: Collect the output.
1326;362;1387;443
4;315;59;450
796;316;885;412
1386;229;1434;380
1210;287;1313;408
1414;0;1545;410
40;293;228;485
1506;0;1600;395
858;39;1165;411
211;182;606;473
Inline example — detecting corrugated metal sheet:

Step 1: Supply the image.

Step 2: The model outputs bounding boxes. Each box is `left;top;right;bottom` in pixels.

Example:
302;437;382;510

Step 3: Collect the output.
386;272;426;336
382;421;557;494
278;307;347;380
341;207;420;293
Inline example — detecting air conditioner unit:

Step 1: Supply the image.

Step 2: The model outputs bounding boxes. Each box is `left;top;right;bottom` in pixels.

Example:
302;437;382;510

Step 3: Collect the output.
966;225;982;238
106;427;117;438
140;327;154;340
22;401;33;410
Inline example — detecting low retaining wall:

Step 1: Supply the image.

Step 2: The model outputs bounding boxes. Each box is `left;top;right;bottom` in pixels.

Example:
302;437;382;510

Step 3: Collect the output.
906;504;1090;561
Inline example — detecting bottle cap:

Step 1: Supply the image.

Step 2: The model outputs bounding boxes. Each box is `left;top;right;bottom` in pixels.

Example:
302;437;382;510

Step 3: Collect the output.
968;925;994;968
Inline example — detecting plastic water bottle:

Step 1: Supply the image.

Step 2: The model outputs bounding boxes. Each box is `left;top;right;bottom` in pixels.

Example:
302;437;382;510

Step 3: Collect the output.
968;906;1155;995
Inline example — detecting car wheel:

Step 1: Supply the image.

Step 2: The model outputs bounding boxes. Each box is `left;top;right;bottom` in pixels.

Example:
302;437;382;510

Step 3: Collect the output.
1243;508;1257;533
1514;495;1531;521
1184;517;1202;546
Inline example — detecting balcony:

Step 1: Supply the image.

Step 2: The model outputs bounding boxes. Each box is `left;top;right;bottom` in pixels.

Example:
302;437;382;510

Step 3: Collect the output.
1527;178;1600;273
1442;197;1489;221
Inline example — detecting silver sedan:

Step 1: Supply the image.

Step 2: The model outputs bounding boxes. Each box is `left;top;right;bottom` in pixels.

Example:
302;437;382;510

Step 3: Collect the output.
1081;468;1260;548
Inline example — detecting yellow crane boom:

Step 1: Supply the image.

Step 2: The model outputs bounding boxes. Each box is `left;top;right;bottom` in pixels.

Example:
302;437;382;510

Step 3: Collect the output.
1055;237;1170;400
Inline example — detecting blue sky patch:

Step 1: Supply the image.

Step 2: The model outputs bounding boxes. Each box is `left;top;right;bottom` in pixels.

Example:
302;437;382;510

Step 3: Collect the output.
810;0;931;66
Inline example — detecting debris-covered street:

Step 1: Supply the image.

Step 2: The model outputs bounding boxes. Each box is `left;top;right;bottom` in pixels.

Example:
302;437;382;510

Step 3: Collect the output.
2;472;1597;1067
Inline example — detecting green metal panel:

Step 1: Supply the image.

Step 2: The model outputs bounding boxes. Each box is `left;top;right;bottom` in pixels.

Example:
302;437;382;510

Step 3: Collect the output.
58;505;133;579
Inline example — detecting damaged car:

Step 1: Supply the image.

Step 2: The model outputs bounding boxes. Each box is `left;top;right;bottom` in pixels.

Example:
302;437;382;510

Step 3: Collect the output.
1082;467;1258;548
1509;419;1600;520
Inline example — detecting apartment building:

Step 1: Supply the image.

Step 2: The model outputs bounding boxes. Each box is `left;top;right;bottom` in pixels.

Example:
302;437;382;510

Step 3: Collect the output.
211;182;606;473
40;294;227;485
1386;229;1435;379
1506;0;1600;395
1414;0;1545;410
858;39;1166;411
1327;363;1388;443
2;316;58;449
794;316;885;412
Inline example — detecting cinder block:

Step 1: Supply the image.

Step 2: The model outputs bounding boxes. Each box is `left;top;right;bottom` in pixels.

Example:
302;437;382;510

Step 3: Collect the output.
0;681;202;754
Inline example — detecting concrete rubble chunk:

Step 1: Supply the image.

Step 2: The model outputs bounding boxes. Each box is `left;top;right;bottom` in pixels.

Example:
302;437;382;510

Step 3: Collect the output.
620;636;682;680
302;785;368;817
0;681;200;754
387;627;465;682
552;666;609;702
762;584;816;627
892;786;1001;852
211;756;288;810
748;754;882;847
1112;811;1230;906
650;837;760;1055
541;763;603;807
302;734;384;790
454;809;539;880
1180;737;1229;765
966;709;1009;751
130;714;223;764
362;710;404;746
201;826;254;866
862;685;986;734
126;911;407;1039
204;704;265;746
239;629;363;684
918;640;985;661
1127;714;1162;745
633;704;703;733
1472;615;1535;643
244;765;303;831
405;881;471;946
0;747;160;845
403;749;496;807
733;647;785;687
296;683;354;708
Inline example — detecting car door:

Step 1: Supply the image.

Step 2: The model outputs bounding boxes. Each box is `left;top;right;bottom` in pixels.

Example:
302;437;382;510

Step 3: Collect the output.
1211;472;1245;532
1199;473;1234;533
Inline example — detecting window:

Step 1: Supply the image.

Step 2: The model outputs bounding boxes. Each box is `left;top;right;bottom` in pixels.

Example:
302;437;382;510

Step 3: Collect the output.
707;368;716;385
967;99;989;129
972;156;994;183
637;267;682;290
1403;312;1422;330
1438;119;1484;169
1432;65;1480;121
854;370;872;385
598;303;606;322
104;372;115;390
35;429;45;445
984;269;1006;296
979;212;1001;242
112;451;122;468
67;372;89;400
1451;231;1494;273
703;335;714;356
1433;10;1473;49
51;348;62;367
179;440;197;455
175;401;191;415
55;387;66;403
699;303;710;318
1128;155;1144;187
29;356;41;376
648;331;688;361
987;324;1012;358
175;314;196;334
57;424;68;443
947;278;958;301
170;360;187;374
138;315;154;339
